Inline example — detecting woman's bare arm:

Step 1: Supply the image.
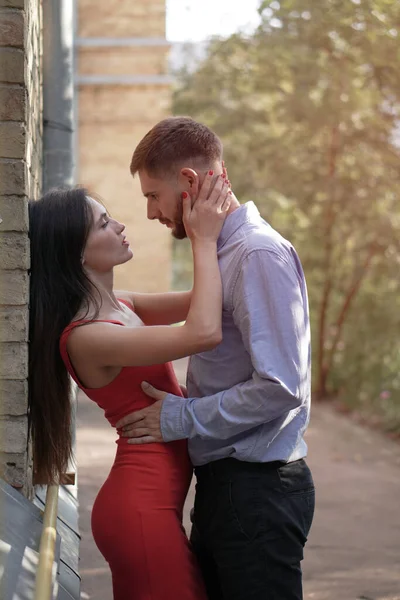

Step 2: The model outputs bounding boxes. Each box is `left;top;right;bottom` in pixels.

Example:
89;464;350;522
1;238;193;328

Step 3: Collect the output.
68;243;220;367
115;289;191;325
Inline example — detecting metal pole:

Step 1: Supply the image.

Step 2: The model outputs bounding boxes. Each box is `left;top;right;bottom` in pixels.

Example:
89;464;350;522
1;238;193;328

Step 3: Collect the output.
33;485;59;600
41;0;78;474
36;7;77;600
42;0;75;192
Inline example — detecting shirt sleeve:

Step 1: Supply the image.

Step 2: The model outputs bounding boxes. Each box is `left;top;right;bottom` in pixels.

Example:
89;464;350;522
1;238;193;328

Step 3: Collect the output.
160;249;310;442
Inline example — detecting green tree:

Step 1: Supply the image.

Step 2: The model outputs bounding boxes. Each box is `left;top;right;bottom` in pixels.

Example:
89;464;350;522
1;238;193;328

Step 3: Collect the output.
173;0;400;425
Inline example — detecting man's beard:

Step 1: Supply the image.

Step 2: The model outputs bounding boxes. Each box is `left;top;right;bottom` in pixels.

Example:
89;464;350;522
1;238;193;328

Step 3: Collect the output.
171;194;187;240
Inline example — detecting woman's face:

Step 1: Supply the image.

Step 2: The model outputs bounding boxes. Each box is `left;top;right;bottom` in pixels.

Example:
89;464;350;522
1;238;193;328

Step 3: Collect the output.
82;197;133;273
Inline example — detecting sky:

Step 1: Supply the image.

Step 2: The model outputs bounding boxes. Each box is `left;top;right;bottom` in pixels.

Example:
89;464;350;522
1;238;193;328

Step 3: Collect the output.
166;0;262;42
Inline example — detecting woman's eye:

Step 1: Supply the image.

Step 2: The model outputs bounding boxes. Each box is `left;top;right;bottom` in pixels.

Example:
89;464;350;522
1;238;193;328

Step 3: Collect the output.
101;221;109;228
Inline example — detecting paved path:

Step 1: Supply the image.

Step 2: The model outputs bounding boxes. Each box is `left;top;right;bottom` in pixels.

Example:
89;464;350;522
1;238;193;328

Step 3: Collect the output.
77;359;400;600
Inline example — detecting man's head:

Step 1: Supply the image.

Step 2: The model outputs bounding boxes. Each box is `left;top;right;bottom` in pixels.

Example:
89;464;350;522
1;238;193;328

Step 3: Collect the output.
130;117;223;239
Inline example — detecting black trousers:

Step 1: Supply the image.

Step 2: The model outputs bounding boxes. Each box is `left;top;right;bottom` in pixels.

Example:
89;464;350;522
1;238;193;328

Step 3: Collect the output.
190;458;315;600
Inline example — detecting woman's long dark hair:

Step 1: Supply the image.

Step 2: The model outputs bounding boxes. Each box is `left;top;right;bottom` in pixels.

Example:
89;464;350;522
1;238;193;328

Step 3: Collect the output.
28;188;100;483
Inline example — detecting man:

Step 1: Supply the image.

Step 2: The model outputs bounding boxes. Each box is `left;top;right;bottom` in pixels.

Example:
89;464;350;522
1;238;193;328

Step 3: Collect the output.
116;117;315;600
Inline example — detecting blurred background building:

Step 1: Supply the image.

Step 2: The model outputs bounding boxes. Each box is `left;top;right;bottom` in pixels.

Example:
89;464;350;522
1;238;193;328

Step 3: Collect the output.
77;0;173;292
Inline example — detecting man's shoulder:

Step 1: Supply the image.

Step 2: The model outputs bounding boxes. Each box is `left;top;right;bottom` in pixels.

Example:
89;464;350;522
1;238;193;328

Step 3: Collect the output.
233;219;294;263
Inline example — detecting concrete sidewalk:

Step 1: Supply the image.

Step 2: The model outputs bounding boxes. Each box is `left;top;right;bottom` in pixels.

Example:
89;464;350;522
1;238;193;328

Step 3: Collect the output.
76;359;400;600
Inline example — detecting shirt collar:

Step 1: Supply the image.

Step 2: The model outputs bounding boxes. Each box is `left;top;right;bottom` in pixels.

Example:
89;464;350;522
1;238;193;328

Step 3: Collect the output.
217;201;261;251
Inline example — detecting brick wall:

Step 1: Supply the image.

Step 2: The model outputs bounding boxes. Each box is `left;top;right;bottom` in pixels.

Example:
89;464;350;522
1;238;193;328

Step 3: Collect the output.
0;0;42;496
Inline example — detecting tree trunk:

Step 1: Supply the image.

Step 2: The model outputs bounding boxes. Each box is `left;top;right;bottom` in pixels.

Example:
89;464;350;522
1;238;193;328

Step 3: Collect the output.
324;243;378;383
315;125;340;400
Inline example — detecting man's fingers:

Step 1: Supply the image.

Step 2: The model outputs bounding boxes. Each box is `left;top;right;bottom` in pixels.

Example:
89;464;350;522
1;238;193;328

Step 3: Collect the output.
121;426;150;438
128;436;157;445
141;381;165;400
116;411;145;429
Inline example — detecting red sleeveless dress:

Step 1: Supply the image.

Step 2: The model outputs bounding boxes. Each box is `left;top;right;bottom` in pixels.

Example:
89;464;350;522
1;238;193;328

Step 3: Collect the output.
59;303;207;600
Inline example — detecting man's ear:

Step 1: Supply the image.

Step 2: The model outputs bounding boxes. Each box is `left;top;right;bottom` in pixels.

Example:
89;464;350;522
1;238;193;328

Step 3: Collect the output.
179;167;200;198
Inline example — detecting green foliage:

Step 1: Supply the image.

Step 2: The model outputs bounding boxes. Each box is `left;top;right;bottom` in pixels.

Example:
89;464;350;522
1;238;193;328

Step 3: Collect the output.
172;0;400;429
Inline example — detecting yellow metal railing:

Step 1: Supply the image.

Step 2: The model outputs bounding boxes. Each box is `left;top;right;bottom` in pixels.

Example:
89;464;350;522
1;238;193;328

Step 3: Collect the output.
34;484;59;600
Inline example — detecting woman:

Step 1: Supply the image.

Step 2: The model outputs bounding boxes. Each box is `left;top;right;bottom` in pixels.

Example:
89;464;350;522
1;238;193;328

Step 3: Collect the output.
28;172;231;600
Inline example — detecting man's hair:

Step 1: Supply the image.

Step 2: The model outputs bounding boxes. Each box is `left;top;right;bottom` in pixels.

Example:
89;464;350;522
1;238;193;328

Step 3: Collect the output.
130;117;223;178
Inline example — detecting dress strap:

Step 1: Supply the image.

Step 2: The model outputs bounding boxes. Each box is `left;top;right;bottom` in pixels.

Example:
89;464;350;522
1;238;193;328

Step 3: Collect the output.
118;298;135;313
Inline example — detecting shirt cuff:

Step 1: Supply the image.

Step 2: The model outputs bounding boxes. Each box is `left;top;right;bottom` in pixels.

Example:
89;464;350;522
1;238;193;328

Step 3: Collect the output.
160;393;189;442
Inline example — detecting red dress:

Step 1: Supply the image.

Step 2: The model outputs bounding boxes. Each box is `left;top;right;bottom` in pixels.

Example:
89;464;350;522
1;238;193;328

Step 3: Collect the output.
59;306;207;600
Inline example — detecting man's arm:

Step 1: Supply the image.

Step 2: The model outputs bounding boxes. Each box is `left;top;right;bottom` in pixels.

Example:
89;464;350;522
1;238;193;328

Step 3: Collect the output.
160;249;310;442
115;290;192;325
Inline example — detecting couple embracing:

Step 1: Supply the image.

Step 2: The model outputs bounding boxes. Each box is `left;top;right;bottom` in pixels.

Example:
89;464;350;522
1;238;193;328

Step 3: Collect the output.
29;117;314;600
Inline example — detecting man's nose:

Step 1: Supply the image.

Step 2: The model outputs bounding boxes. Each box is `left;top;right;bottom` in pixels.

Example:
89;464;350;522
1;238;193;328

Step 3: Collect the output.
147;200;160;220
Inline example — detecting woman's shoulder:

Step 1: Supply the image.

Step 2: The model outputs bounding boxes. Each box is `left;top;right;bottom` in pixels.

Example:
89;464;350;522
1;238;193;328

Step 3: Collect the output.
114;289;135;311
